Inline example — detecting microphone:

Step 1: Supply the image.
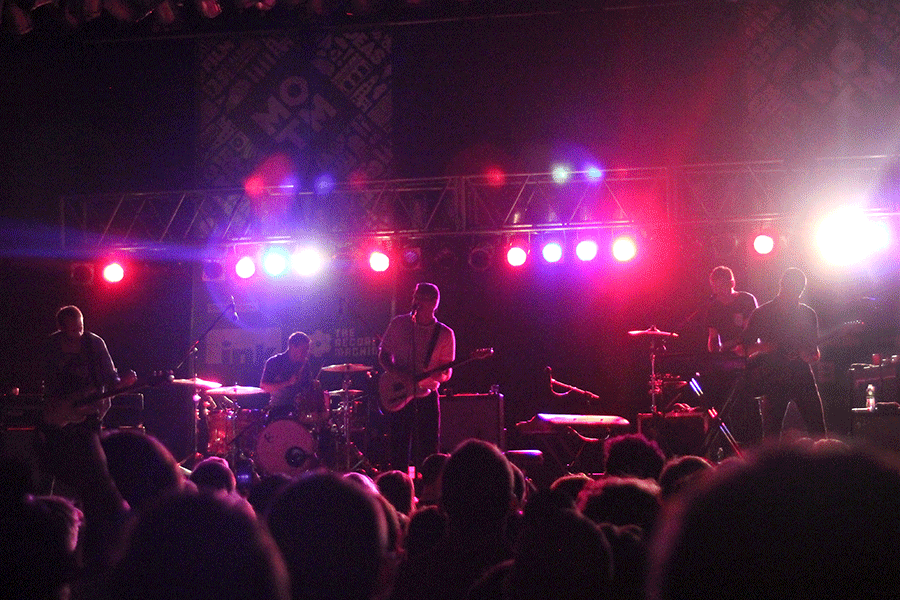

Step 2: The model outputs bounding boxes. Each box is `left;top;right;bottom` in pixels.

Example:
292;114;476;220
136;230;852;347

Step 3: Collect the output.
229;296;238;321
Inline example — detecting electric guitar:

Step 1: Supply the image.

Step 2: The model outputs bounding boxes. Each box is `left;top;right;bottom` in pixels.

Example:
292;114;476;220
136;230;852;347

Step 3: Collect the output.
43;370;173;427
379;348;494;413
744;321;864;391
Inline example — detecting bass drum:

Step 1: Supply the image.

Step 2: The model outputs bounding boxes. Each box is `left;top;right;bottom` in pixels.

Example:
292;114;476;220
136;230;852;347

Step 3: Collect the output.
254;418;317;477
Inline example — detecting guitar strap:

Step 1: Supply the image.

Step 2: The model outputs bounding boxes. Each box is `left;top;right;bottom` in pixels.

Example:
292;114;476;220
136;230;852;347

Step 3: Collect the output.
83;333;103;393
423;323;443;370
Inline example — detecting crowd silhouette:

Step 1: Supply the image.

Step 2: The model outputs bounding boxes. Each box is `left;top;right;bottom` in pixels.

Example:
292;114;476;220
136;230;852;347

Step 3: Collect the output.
4;423;900;600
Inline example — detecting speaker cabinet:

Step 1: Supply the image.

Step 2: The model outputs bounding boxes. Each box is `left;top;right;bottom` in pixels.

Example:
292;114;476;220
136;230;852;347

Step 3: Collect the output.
851;408;900;453
440;392;505;453
637;412;710;457
143;386;197;462
103;393;144;429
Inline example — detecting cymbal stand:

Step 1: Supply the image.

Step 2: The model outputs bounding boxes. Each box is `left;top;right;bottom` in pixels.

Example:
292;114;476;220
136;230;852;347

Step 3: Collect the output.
649;337;666;414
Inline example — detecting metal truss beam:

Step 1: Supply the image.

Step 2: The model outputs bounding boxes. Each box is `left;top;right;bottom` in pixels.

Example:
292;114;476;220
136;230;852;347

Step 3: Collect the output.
59;158;900;252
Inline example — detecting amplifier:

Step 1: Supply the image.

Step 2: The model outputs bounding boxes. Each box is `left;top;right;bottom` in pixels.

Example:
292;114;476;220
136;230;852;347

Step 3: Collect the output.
440;392;505;453
637;411;710;457
851;407;900;453
103;393;144;429
1;394;42;428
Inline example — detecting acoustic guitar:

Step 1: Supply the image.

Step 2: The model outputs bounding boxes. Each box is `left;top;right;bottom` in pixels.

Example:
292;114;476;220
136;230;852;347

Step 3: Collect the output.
43;370;172;427
379;348;494;413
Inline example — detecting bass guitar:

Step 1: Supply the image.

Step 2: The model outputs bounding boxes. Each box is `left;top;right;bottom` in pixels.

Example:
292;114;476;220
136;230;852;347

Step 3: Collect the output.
43;370;173;428
379;348;494;413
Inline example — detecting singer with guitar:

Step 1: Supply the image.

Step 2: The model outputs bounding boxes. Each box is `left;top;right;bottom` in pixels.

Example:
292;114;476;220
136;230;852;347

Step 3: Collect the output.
42;305;137;429
379;283;455;472
741;268;827;440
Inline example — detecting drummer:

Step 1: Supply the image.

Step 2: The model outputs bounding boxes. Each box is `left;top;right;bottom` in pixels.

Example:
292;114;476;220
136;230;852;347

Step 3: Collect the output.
260;331;323;422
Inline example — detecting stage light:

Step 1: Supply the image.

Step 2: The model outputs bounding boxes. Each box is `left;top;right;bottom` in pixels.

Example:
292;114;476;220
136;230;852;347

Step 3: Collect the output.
369;250;390;272
314;174;335;194
293;247;325;277
612;235;637;262
468;244;493;271
586;166;603;181
202;261;225;281
262;247;290;277
400;246;422;270
753;234;775;255
71;263;94;285
485;167;506;187
541;241;563;263
816;207;890;266
551;164;571;184
102;262;125;283
506;245;528;267
434;247;458;270
575;239;599;261
235;256;256;279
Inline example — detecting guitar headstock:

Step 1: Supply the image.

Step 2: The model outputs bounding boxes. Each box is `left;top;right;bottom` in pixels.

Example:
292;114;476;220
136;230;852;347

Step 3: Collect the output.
471;348;494;360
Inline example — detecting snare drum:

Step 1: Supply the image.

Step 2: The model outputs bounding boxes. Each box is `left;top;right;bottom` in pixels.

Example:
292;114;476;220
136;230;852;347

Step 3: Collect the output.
205;409;232;456
254;418;318;477
205;409;264;456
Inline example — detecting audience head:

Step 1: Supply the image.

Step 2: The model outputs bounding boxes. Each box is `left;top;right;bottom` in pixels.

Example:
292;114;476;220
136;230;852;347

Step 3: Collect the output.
648;443;900;600
190;456;236;494
103;491;289;600
404;505;447;560
1;494;83;600
246;473;292;518
417;452;449;507
506;504;612;600
550;473;592;505
578;476;661;532
267;471;388;600
603;433;666;479
100;429;184;512
440;439;514;530
376;469;416;516
657;455;713;501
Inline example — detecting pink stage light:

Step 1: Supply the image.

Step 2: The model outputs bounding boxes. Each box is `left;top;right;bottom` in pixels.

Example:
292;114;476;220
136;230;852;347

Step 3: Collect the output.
575;239;599;261
235;256;256;279
753;234;775;255
612;235;637;262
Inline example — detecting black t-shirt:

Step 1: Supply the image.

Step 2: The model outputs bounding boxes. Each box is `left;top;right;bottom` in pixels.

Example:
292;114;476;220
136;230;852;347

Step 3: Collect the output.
706;291;757;349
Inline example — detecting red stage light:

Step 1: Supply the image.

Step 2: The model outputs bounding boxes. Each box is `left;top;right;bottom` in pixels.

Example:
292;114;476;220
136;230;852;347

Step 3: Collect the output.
102;262;125;283
506;245;528;267
369;251;390;272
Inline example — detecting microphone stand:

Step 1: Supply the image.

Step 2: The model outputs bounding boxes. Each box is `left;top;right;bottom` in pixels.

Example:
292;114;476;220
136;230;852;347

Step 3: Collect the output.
173;299;234;464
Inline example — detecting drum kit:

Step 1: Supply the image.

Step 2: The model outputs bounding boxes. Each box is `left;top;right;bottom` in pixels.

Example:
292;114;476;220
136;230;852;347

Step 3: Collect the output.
177;363;375;477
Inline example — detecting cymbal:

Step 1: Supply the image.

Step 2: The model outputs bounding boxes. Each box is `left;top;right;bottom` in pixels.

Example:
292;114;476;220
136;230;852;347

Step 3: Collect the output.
327;389;364;397
205;385;266;396
170;377;222;389
320;363;371;373
628;326;678;338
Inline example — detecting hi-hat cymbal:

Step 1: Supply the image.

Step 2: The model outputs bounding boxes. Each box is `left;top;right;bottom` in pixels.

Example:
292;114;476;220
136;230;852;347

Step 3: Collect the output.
628;326;678;338
170;377;222;390
327;389;364;397
320;363;371;373
205;385;267;396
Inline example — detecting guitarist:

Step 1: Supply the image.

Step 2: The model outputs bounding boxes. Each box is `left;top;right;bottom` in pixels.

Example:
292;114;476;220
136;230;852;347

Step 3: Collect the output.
741;268;826;440
41;305;133;429
706;265;757;357
379;283;455;471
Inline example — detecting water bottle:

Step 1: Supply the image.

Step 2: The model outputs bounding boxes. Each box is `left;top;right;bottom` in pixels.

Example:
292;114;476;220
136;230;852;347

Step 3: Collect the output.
866;384;877;411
